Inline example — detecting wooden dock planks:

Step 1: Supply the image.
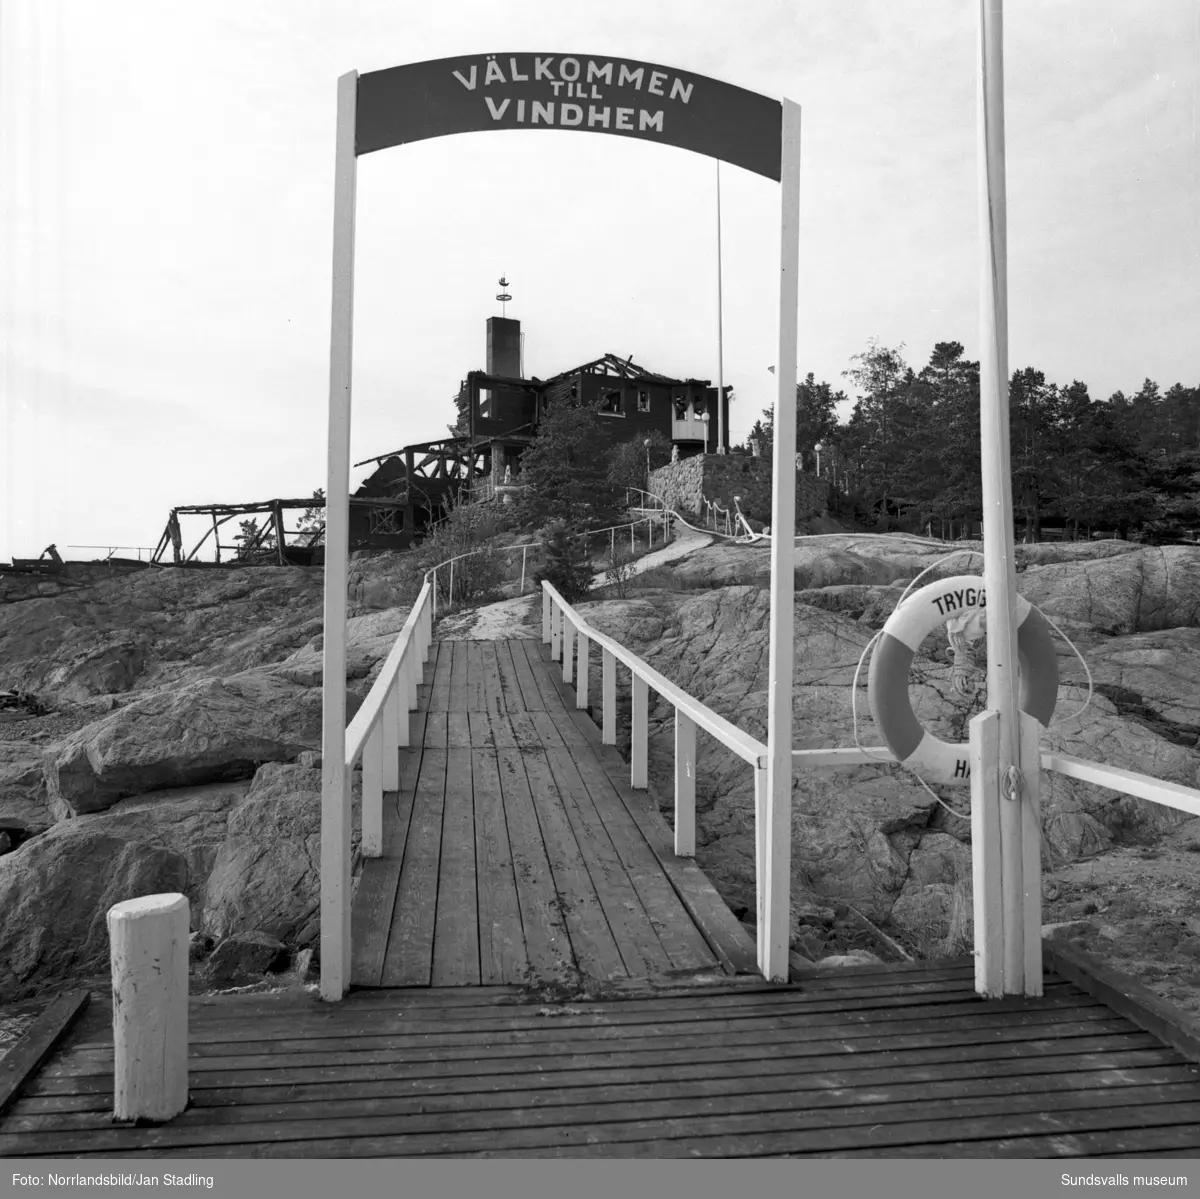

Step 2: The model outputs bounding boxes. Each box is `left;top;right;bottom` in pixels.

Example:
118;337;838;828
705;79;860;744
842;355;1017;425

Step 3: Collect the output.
431;750;480;986
427;641;452;712
493;747;577;984
492;641;528;713
351;637;744;992
380;748;448;987
517;749;629;981
471;748;527;985
7;970;1200;1158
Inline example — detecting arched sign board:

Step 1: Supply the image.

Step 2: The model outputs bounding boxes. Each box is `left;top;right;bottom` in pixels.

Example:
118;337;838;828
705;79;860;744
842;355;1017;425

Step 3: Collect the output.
320;57;801;999
355;53;783;179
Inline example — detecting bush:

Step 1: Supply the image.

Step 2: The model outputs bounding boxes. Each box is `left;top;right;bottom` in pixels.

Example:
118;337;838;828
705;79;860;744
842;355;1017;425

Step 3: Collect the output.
403;494;517;608
602;538;640;599
607;430;673;498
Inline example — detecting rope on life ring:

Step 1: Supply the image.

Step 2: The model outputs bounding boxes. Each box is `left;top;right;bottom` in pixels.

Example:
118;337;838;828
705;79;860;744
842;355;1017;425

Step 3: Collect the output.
866;574;1059;786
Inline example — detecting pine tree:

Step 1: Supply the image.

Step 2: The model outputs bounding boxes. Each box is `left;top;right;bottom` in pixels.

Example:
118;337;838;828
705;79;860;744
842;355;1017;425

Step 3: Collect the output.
536;520;593;603
518;398;622;530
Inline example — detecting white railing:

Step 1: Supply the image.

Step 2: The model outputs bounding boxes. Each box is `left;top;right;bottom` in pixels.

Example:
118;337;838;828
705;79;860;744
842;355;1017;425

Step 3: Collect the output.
542;579;773;970
424;512;674;619
627;485;759;543
543;579;1200;983
322;578;433;998
792;744;1200;820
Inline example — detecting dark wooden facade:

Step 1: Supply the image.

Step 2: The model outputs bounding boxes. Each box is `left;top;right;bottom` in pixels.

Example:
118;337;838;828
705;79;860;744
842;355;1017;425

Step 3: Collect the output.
352;334;732;546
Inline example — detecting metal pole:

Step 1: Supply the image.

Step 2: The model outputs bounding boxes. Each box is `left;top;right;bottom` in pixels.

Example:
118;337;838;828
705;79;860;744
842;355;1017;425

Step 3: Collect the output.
319;69;358;1002
716;160;725;455
977;0;1028;994
520;545;527;593
761;98;802;983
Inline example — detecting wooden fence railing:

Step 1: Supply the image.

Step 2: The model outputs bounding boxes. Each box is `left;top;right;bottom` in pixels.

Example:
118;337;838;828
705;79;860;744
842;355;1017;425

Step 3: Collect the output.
321;578;433;999
542;579;1200;983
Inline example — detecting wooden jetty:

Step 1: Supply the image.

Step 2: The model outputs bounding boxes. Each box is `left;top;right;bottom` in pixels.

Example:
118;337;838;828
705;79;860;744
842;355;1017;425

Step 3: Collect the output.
6;959;1200;1158
350;638;756;989
4;637;1200;1157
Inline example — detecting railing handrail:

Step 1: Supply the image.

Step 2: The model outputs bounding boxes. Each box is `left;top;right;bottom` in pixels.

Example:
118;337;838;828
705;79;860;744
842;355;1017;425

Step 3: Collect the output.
422;510;674;616
543;580;765;767
790;744;1200;820
344;580;430;767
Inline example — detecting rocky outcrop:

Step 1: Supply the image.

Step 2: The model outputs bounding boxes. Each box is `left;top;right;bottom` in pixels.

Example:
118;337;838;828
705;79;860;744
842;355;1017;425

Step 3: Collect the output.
204;931;289;987
202;762;361;948
0;742;53;837
0;781;245;1000
0;566;326;705
1007;546;1200;634
0;765;359;1002
45;672;324;817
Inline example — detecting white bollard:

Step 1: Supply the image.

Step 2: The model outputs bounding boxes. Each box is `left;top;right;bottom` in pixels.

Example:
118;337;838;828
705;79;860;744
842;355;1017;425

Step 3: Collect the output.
107;893;189;1121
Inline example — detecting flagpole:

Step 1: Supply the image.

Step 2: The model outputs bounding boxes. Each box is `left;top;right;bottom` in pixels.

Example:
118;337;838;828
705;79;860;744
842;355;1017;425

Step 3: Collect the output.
716;160;725;454
974;0;1040;997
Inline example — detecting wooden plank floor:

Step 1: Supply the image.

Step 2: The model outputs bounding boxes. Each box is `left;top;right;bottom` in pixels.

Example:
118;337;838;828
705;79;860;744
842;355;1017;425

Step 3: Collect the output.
6;960;1200;1157
351;639;756;989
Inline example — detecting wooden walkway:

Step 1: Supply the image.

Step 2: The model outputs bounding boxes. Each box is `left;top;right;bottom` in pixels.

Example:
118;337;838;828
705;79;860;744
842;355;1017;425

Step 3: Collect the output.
6;959;1200;1157
350;638;757;989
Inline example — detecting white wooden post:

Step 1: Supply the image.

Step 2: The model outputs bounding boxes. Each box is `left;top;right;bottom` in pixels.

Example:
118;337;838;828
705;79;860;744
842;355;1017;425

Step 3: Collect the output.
1020;709;1044;996
977;0;1035;996
431;568;438;622
107;894;189;1122
406;644;418;709
631;672;649;788
716;156;725;457
542;587;551;644
551;604;562;661
754;764;768;966
422;586;432;661
362;723;383;857
320;69;358;1002
675;710;696;857
761;97;803;984
387;671;407;755
576;633;589;709
970;710;1004;996
382;679;401;785
563;621;574;685
602;647;617;745
520;545;528;594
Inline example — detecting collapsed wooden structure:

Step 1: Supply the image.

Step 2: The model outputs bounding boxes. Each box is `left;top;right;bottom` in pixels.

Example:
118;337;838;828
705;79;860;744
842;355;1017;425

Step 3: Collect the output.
149;496;409;567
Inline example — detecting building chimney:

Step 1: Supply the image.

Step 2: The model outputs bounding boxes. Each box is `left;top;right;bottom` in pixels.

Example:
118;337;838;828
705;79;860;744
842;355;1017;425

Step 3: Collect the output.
487;317;521;378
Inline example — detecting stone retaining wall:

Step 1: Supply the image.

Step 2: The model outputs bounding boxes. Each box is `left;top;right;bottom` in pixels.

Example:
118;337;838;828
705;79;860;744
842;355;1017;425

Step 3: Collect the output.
649;453;829;526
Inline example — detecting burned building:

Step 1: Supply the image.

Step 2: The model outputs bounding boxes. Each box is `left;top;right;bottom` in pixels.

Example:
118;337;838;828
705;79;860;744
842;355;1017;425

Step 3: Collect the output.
354;316;732;544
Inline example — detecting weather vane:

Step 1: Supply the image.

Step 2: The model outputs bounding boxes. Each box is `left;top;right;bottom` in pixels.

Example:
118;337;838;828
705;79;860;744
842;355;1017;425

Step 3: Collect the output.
496;276;512;318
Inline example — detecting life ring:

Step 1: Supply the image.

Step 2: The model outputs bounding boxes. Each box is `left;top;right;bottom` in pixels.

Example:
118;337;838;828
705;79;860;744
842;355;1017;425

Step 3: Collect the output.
867;574;1058;786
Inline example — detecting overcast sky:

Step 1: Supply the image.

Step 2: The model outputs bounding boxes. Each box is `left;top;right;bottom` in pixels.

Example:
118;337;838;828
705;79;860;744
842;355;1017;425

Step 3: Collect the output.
2;0;1196;562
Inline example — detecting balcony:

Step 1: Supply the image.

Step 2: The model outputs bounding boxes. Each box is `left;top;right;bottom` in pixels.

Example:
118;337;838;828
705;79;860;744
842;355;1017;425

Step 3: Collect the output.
671;418;708;442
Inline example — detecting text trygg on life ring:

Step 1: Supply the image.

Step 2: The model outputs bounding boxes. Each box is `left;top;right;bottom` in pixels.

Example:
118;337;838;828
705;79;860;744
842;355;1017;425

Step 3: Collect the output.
866;574;1058;786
